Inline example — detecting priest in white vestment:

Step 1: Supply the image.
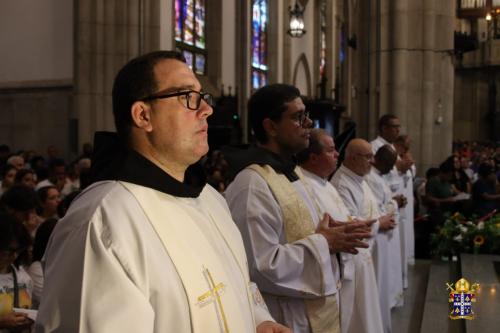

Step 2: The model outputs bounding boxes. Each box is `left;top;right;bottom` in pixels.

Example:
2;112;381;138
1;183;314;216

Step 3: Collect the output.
365;145;404;310
35;51;288;333
225;84;371;333
296;129;378;333
331;139;396;333
371;115;414;288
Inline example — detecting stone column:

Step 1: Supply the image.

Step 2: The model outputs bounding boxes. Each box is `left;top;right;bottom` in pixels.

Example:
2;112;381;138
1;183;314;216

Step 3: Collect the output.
418;0;436;173
75;0;161;147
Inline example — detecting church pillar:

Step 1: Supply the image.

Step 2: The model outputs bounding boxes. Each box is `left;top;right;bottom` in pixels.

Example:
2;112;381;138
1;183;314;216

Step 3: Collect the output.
389;0;409;125
419;0;436;173
426;0;455;171
75;0;161;147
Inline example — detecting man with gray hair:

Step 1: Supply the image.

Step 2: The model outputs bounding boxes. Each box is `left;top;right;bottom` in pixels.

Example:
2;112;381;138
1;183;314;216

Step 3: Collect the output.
331;138;395;333
296;129;379;333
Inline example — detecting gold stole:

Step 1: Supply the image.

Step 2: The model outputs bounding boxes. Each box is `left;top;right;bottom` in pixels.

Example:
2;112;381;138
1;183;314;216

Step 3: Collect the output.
121;181;254;333
247;165;340;333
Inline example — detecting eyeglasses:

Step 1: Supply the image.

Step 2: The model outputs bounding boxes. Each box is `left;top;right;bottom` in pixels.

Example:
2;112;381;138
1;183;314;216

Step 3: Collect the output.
141;90;214;111
290;111;310;127
356;152;374;161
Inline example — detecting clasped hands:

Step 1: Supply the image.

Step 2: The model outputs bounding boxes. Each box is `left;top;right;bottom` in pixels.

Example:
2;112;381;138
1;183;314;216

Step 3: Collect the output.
316;213;375;254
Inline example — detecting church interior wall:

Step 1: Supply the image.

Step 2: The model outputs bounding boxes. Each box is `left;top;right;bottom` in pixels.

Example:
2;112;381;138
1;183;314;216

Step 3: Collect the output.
220;0;236;92
0;0;73;85
0;0;73;159
0;0;495;166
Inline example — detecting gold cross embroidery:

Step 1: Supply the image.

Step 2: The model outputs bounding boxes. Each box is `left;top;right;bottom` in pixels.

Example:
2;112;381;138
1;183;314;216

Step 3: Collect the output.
198;268;229;333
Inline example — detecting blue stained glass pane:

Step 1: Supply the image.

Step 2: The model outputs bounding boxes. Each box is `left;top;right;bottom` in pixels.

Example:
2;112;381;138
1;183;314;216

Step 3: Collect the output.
251;0;268;86
184;0;194;45
195;53;205;75
194;0;205;49
183;50;194;70
259;1;267;68
175;0;182;41
252;70;260;89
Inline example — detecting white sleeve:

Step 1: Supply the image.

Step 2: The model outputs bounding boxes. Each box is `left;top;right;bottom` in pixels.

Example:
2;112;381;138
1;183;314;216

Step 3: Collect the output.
225;169;336;298
36;209;155;333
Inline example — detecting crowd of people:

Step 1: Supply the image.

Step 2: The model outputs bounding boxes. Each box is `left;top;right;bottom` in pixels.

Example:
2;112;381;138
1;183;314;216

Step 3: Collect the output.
0;145;92;331
1;49;499;333
414;140;500;258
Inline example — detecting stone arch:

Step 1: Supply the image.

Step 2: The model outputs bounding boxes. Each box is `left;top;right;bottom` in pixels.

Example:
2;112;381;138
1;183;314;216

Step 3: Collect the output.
292;53;312;96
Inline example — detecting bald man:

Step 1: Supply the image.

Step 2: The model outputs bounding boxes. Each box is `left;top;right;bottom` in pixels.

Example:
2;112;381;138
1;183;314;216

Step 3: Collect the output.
330;139;396;333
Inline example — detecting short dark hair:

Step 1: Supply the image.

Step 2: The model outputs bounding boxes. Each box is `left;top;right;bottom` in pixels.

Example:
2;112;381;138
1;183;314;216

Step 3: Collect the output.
37;185;57;204
425;167;440;179
477;163;494;178
32;218;58;262
0;212;32;267
112;50;186;140
375;144;397;165
1;164;16;179
296;128;327;164
1;185;38;212
248;84;301;144
439;160;455;174
49;158;66;171
14;168;35;183
378;114;399;132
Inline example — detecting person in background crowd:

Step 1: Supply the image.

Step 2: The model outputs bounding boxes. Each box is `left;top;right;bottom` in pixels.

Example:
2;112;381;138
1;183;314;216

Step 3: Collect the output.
35;158;71;197
0;165;17;197
14;169;36;189
0;212;33;332
6;156;24;171
443;155;471;194
1;185;41;238
472;163;500;216
36;186;61;221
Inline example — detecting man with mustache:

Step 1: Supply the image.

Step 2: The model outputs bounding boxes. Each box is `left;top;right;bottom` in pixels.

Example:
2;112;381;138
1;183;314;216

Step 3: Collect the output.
225;84;371;333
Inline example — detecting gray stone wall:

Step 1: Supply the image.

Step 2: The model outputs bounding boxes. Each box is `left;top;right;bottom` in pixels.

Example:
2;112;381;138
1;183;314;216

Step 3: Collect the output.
0;84;74;159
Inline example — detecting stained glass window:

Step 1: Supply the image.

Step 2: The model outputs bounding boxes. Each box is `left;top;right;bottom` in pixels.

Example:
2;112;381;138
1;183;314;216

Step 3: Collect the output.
251;0;268;90
319;0;327;81
175;0;206;75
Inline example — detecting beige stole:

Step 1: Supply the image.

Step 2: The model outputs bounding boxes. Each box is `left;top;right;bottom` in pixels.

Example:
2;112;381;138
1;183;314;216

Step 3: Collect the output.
121;181;254;333
247;165;340;333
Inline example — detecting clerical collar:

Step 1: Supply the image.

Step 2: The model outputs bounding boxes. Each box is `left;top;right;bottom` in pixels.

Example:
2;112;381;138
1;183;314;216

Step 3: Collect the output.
90;132;205;198
338;164;365;183
300;167;328;185
223;145;299;182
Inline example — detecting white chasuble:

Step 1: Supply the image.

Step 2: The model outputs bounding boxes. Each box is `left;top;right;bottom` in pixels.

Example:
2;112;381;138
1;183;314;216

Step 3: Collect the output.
122;182;255;333
330;166;384;333
35;181;270;333
245;165;339;333
366;168;404;309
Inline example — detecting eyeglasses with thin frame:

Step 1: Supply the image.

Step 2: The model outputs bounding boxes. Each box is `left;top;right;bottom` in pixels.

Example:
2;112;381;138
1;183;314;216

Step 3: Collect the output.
356;152;374;161
290;110;310;127
141;90;214;111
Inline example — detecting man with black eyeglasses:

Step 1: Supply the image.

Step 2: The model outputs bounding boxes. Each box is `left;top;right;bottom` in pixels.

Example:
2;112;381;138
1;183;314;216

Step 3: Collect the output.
35;51;289;333
224;84;372;333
